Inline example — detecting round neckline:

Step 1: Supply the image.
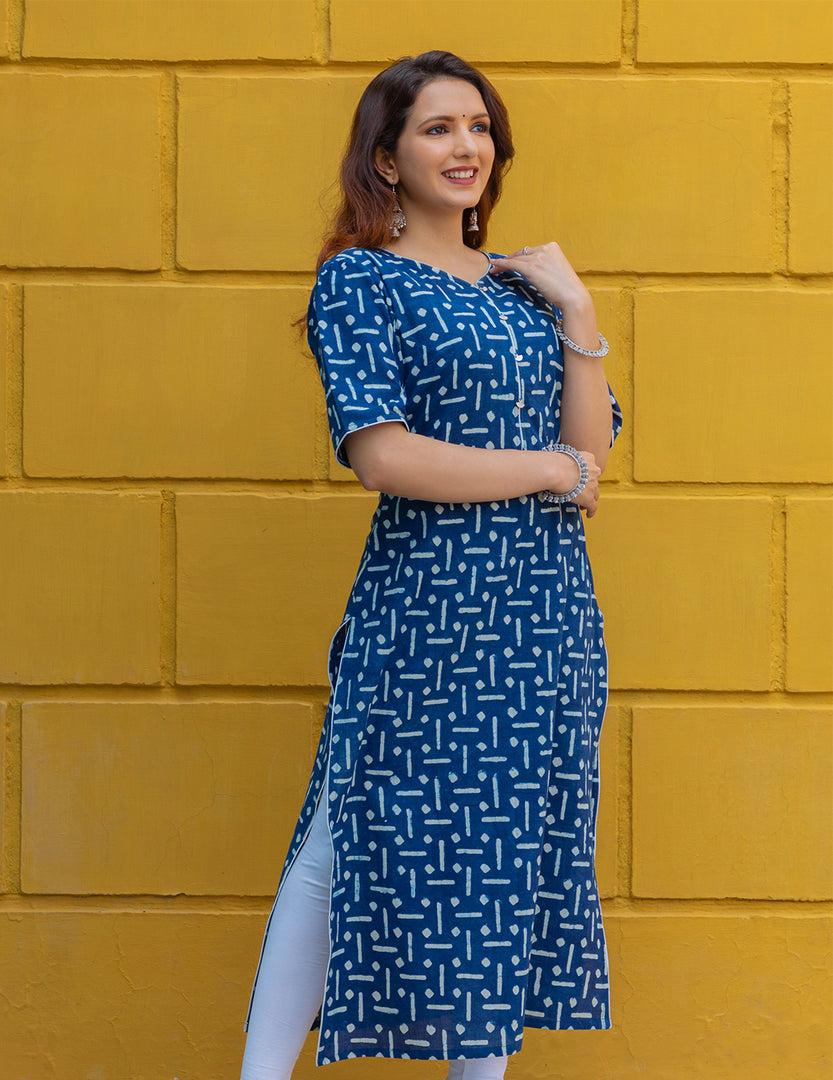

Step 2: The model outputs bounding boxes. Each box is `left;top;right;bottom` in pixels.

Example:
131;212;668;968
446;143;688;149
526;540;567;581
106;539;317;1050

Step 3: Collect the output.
371;247;497;287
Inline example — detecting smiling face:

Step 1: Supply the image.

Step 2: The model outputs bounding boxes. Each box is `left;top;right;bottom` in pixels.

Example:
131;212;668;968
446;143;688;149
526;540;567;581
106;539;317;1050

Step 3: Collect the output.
375;77;495;220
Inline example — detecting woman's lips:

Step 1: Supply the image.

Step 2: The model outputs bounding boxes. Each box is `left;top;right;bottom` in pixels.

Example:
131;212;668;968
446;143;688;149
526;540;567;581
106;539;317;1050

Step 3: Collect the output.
441;168;478;185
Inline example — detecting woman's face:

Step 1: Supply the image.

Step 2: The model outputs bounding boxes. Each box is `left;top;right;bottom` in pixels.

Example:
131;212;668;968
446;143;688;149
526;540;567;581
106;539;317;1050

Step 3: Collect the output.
376;78;495;217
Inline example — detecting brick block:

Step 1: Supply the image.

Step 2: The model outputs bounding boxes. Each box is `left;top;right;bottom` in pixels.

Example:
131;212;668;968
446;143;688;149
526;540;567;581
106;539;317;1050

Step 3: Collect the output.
790;81;833;274
0;493;160;684
585;497;772;689
23;0;315;60
489;78;771;273
634;289;833;482
0;74;160;269
23;285;318;479
331;0;620;62
787;498;833;691
22;702;314;895
639;0;833;63
178;76;366;271
519;914;832;1078
177;493;377;685
595;703;620;899
632;706;833;899
0;912;261;1077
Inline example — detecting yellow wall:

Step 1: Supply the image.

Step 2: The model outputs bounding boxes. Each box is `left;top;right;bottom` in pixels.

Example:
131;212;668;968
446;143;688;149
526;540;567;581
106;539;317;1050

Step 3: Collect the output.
1;1;831;1076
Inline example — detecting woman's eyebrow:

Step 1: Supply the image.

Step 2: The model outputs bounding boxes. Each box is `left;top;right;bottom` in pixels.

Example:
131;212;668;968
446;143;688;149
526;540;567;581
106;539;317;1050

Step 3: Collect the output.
419;112;490;125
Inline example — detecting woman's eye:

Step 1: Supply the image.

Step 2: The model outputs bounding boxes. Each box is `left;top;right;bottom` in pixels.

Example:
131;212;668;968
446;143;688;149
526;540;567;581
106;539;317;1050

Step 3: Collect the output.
426;125;447;135
472;123;490;133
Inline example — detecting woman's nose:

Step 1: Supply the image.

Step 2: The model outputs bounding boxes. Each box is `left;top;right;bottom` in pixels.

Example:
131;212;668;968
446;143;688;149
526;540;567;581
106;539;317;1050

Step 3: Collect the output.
453;125;477;156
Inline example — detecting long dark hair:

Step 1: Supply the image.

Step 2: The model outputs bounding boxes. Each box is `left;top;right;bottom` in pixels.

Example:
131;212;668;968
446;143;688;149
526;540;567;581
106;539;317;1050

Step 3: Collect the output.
317;51;514;269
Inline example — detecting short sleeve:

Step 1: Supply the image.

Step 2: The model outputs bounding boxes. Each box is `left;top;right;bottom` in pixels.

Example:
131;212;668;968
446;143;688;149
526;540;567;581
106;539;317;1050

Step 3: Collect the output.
307;251;410;469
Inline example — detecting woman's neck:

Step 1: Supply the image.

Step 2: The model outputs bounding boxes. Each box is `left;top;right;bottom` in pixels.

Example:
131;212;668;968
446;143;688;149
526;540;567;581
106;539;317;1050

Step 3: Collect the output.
383;209;485;276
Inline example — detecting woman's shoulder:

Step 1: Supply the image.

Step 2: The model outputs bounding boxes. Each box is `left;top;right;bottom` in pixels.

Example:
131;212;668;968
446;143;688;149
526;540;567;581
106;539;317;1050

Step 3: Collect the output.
309;248;392;326
317;246;387;279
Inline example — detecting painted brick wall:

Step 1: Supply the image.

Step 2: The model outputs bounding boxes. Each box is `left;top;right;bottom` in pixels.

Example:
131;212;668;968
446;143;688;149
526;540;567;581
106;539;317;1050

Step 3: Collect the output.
1;2;831;1077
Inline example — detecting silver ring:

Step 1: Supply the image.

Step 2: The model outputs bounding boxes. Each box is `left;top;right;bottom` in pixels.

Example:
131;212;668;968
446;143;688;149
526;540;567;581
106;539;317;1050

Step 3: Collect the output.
522;246;529;255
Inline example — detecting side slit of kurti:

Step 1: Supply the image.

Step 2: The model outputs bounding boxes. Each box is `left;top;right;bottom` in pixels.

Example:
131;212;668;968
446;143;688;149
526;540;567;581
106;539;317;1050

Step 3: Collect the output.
244;614;353;1033
313;614;352;1052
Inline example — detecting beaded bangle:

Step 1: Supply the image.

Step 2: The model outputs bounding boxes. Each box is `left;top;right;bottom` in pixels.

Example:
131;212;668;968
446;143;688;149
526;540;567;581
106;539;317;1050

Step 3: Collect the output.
555;315;609;358
539;443;589;504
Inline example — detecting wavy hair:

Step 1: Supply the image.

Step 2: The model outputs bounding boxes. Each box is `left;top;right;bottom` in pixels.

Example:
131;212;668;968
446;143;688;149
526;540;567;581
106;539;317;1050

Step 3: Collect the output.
317;51;514;268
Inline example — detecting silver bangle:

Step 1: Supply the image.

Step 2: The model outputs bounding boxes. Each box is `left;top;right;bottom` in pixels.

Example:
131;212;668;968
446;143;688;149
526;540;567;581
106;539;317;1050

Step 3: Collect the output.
555;315;609;358
539;443;589;504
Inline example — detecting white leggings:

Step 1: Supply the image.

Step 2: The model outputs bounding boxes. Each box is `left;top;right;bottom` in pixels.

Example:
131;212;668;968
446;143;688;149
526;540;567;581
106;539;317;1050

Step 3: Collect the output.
240;782;509;1080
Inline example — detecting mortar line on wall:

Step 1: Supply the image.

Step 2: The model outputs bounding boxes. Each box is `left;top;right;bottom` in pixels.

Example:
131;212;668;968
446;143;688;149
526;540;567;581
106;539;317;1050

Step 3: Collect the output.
310;698;327;764
313;397;335;481
0;476;830;497
313;0;331;65
7;0;23;59
0;476;368;492
608;689;833;707
2;701;22;895
618;285;635;484
0;893;828;915
621;62;833;76
159;69;178;273
616;704;633;899
621;0;638;69
0;684;334;703
160;491;177;687
3;269;830;291
2;284;9;477
5;284;23;478
0;268;830;289
771;497;788;691
1;686;830;705
772;80;791;273
5;57;831;78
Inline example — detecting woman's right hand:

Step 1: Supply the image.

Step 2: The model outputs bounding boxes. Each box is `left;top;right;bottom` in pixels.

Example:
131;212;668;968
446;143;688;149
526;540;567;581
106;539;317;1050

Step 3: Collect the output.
553;449;601;518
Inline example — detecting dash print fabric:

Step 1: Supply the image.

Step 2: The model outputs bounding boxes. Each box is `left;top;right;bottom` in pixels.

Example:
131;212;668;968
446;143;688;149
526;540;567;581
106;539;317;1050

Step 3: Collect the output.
246;248;623;1065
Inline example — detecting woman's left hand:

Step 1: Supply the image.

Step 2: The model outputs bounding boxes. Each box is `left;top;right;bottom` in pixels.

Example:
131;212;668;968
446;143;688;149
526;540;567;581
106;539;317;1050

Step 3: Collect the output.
490;241;590;314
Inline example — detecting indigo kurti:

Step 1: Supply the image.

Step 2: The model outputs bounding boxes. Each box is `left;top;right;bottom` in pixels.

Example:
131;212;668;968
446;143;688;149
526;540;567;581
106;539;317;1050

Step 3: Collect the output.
246;247;623;1065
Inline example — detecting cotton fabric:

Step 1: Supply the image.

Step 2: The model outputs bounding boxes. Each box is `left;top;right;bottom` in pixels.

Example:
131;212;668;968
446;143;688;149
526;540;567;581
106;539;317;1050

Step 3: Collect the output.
245;248;622;1066
241;771;509;1079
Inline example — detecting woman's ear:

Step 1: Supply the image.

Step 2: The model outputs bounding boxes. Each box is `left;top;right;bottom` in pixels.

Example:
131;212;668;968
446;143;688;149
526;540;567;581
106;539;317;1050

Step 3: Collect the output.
374;146;398;186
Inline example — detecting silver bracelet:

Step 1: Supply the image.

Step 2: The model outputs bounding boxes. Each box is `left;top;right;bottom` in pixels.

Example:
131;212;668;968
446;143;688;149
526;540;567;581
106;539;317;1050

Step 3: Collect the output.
555;315;609;358
539;443;589;504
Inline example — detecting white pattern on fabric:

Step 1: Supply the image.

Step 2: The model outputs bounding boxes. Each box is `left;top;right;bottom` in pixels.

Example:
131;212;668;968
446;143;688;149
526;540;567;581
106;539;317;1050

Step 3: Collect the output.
245;248;623;1065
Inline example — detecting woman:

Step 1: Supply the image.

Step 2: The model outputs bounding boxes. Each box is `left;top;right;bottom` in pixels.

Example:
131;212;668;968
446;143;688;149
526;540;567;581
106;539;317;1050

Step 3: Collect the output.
241;50;622;1080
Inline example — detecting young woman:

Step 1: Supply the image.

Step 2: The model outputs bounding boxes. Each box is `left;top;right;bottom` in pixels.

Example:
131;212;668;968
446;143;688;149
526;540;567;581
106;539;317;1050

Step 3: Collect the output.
241;50;622;1080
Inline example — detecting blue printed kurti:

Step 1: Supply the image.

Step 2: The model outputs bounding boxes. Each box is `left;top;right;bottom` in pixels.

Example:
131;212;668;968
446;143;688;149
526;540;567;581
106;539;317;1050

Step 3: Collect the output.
246;247;623;1065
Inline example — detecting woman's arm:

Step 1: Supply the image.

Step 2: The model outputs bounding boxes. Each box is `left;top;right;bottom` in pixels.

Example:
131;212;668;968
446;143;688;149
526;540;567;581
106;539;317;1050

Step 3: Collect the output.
490;244;614;468
343;422;602;516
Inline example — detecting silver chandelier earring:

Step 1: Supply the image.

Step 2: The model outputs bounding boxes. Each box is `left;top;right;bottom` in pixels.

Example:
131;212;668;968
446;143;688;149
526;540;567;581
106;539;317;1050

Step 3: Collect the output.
467;206;479;232
390;185;406;237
